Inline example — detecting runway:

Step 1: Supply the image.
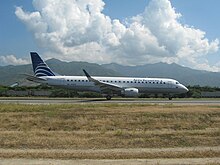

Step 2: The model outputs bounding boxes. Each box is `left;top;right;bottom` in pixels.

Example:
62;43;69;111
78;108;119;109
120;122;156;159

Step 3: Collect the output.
1;98;220;105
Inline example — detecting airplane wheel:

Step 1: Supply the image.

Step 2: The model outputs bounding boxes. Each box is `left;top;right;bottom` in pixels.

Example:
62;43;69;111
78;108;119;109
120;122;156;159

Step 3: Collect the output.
169;97;172;100
106;95;112;100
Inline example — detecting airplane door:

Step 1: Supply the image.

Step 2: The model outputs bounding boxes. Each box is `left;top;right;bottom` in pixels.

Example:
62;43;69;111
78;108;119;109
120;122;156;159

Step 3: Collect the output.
60;78;66;86
167;81;173;89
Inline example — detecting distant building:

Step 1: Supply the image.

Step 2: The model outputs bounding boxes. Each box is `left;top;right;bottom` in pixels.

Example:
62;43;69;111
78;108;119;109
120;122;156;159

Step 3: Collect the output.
4;90;51;97
10;82;19;88
32;91;51;96
5;90;29;96
201;91;220;98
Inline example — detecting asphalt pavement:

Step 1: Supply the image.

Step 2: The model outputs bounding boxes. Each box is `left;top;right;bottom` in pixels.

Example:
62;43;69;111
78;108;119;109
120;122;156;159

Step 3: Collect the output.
1;98;220;105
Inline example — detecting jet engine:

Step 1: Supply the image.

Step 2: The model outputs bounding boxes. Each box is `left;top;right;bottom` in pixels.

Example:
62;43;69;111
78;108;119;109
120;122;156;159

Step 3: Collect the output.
122;88;139;97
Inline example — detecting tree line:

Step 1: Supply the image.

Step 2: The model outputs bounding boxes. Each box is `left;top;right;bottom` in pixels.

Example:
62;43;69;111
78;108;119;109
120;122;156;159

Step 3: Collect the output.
0;85;220;98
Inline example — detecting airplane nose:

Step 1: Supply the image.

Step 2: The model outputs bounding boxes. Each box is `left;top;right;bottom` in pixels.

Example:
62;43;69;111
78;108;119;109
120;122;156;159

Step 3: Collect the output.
182;85;189;93
184;86;189;92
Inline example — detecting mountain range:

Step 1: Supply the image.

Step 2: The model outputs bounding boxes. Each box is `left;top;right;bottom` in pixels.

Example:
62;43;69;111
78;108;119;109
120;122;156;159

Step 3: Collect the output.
0;58;220;87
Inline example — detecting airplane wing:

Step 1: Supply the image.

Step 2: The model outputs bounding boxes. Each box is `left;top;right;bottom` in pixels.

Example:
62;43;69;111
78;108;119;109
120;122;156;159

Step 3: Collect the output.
83;69;123;94
21;74;47;82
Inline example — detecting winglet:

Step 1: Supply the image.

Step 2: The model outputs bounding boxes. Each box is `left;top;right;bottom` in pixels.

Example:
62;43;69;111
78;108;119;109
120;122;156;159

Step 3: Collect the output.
83;69;91;78
82;69;122;91
83;69;95;82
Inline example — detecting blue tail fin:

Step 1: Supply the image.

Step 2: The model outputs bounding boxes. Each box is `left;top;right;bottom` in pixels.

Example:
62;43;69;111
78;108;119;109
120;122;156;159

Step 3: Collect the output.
30;52;55;77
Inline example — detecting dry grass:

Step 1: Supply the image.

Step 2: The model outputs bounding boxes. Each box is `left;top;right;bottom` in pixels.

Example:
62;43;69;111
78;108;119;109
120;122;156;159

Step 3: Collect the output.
0;148;219;159
0;103;219;159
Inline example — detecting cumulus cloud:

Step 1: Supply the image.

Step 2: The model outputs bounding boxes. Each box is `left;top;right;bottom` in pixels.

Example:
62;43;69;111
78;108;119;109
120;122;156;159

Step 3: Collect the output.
15;0;219;71
0;55;29;66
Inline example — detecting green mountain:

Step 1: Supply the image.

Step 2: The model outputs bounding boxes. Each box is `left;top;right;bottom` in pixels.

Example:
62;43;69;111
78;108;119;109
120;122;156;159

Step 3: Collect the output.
1;59;220;87
0;59;119;86
46;59;120;76
0;64;33;86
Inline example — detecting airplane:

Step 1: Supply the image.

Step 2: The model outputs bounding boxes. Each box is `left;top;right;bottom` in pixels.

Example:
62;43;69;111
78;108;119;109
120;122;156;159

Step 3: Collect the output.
26;52;189;100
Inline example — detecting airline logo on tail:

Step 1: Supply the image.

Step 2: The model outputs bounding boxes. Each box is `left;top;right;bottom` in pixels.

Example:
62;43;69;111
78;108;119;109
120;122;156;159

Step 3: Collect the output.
30;52;55;77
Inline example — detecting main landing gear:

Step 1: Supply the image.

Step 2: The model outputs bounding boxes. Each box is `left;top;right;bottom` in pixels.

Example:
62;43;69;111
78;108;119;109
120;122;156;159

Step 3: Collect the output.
106;95;112;100
168;94;173;100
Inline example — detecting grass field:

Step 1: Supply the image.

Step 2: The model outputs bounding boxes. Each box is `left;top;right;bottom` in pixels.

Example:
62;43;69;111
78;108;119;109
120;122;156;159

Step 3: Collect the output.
0;103;219;160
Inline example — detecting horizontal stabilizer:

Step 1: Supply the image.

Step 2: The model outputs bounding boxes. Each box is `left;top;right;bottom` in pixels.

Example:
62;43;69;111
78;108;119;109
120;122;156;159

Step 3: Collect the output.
21;74;47;82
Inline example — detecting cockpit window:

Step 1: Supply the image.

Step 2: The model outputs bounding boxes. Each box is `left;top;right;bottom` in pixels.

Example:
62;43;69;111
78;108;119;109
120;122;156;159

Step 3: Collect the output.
176;81;179;84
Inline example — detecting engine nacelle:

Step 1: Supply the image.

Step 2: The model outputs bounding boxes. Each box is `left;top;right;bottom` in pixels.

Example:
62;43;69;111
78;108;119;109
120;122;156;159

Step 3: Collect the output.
122;88;139;97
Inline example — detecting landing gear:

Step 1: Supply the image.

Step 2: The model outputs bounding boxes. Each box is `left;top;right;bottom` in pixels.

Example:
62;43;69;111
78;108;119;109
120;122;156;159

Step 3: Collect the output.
168;94;173;100
106;95;112;100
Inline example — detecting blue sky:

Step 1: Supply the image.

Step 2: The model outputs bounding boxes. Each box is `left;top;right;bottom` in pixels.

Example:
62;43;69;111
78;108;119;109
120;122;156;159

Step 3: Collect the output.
0;0;220;72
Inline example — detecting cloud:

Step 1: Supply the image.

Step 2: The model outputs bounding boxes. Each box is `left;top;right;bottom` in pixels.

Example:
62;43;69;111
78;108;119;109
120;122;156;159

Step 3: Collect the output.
0;55;29;66
15;0;219;71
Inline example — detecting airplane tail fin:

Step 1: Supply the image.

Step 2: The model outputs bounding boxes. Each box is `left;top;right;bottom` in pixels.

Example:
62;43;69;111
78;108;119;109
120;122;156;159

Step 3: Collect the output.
30;52;56;77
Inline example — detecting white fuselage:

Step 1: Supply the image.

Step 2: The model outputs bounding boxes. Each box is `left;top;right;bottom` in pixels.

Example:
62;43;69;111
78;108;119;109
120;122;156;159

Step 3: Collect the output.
37;75;188;95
